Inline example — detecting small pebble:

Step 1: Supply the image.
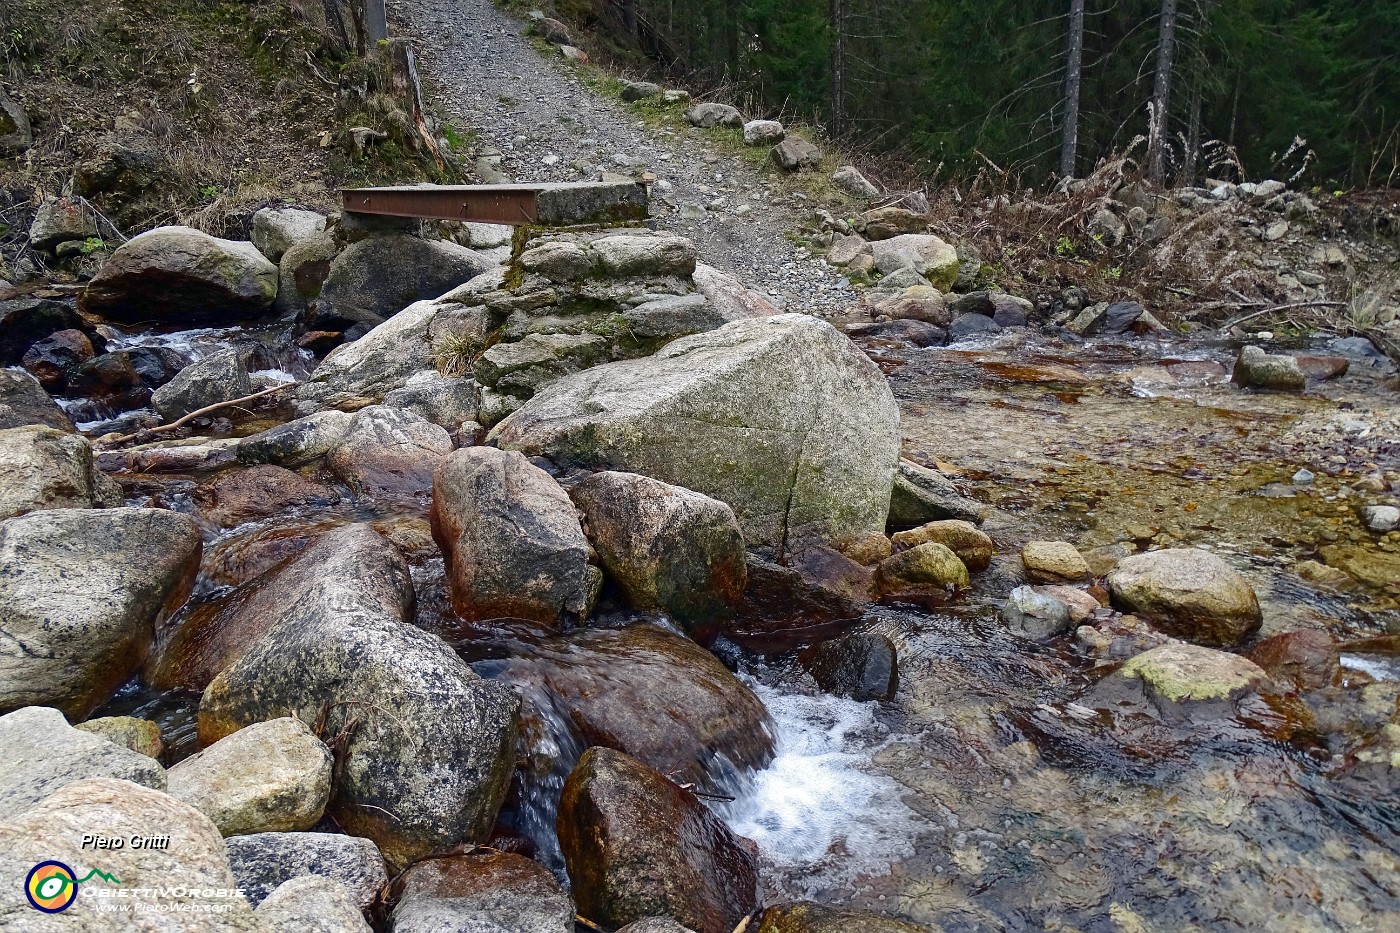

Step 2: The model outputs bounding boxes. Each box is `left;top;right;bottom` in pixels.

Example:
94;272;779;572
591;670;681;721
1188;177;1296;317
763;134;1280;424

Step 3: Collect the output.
1293;468;1315;485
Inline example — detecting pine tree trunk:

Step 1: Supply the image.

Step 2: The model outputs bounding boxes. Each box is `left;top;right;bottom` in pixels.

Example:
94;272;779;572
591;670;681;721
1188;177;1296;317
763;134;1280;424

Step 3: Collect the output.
1147;0;1178;186
1059;0;1085;178
830;0;846;134
1183;73;1203;184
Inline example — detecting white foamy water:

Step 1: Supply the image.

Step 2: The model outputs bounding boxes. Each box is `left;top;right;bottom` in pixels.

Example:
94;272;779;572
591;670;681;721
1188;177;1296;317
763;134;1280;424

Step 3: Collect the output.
106;326;246;357
250;368;298;384
719;680;928;897
1341;654;1400;682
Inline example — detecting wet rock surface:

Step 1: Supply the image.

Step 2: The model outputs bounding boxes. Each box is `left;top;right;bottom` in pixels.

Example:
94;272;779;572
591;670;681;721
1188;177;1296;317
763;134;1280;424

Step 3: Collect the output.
388;850;574;933
558;747;758;933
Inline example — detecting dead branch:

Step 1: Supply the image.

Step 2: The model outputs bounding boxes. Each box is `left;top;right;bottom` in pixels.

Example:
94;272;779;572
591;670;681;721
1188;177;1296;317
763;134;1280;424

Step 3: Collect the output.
96;383;296;448
1222;300;1348;330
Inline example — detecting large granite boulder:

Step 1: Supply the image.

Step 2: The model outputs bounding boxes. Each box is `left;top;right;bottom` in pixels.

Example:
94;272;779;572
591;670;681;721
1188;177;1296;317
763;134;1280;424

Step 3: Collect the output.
0;778;264;931
226;831;387;909
151;349;253;420
1107;549;1263;647
0;426;105;520
325;405;453;506
570;471;746;640
0;707;165;819
0;508;201;719
558;747;758;933
167;717;333;836
493;314;900;556
388;851;574;933
147;523;412;691
431;447;594;627
309;234;494;329
80;226;279;325
251;207;327;263
0;367;73;431
198;526;519;869
296;290;493;412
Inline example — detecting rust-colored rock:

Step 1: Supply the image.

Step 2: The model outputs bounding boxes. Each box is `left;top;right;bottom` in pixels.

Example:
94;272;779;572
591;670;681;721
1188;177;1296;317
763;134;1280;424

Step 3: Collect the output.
1248;630;1339;691
558;747;758;933
192;464;340;527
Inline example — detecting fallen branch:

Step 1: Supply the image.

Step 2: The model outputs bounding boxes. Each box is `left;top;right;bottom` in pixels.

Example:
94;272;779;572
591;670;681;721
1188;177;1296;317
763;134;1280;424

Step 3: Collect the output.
1221;300;1348;330
96;383;296;448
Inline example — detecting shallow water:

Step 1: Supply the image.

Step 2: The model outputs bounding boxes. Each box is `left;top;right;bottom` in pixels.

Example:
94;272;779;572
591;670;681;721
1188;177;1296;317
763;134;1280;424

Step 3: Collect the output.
89;320;1400;929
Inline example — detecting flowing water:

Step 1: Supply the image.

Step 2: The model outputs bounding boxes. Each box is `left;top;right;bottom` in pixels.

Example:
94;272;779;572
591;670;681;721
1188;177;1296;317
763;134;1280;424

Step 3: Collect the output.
85;320;1400;930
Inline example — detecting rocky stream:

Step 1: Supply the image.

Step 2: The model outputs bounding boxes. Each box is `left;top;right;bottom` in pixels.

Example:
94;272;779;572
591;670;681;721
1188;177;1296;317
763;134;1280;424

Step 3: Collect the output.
1;10;1399;933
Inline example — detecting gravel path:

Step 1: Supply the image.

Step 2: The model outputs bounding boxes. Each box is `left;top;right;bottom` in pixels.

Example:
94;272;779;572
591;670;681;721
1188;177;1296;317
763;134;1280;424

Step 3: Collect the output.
390;0;856;311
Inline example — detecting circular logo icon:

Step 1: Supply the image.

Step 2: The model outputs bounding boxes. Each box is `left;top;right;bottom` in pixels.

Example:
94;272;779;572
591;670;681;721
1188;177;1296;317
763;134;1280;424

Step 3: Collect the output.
25;861;78;913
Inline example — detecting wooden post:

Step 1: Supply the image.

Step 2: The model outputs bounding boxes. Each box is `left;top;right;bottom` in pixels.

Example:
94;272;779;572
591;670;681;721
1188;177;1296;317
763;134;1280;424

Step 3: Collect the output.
366;0;388;43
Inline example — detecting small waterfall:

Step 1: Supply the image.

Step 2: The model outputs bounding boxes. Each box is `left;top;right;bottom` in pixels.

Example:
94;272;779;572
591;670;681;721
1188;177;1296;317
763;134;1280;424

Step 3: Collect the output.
718;680;929;899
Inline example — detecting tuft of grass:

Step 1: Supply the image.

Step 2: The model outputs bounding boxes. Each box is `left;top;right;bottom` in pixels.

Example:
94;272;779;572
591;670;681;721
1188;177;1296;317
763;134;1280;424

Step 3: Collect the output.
431;331;484;378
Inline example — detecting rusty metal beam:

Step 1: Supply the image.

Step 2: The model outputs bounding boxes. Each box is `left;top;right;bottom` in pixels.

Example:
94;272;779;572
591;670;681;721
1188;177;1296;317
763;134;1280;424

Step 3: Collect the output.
340;181;648;227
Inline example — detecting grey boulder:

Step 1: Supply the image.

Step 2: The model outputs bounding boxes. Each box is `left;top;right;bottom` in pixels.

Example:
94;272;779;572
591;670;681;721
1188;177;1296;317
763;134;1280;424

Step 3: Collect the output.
310;234;494;329
151;349;253;420
886;458;987;529
0;425;105;520
570;471;746;639
226;831;388;909
198;526;519;869
685;103;743;128
167;717;333;836
493;314;901;556
431;447;594;627
1107;548;1263;648
0;707;166;820
831;165;879;199
0;367;73;431
237;410;354;467
297;292;493;411
1232;345;1307;391
0;508;202;719
251;207;328;263
79;225;279;325
771;137;822;171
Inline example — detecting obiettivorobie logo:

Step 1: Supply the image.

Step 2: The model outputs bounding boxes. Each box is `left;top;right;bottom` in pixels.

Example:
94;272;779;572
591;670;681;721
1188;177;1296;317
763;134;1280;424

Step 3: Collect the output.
24;861;121;913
